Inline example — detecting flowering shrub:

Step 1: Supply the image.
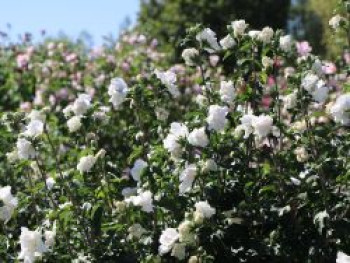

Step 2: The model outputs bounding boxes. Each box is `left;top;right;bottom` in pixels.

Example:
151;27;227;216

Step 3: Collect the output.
1;1;350;262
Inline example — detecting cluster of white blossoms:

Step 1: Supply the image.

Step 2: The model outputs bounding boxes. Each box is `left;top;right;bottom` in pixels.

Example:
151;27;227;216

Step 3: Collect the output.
329;15;345;30
130;158;148;182
179;164;197;194
294;147;309;163
337;251;350;263
231;20;249;37
220;34;236;50
125;190;154;213
181;48;199;66
219;80;235;104
247;27;274;44
16;137;37;160
282;90;298;111
196;28;221;53
14;109;47;160
159;225;192;260
0;186;18;223
330;94;350;125
188;127;209;148
71;94;92;116
158;201;214;259
163;122;189;156
159;228;180;255
76;149;106;174
193;201;216;224
279;35;293;52
108;77;129;109
18;227;47;263
63;93;92;132
235;114;276;139
66;115;82;133
301;73;329;103
207;105;229;131
155;69;180;98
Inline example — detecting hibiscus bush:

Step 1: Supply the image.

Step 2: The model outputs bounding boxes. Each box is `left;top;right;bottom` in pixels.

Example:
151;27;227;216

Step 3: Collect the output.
1;1;350;262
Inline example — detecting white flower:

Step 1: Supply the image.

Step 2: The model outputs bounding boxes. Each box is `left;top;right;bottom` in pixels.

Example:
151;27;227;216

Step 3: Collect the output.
330;94;350;125
155;69;180;98
231;20;248;37
17;138;36;160
155;107;169;121
220;35;236;49
294;147;309;162
312;81;329;103
44;230;55;248
95;149;106;160
182;48;199;66
108;78;128;109
284;67;296;78
234;114;255;139
128;224;146;240
219;80;235;104
314;210;329;233
248;30;260;39
28;110;45;122
77;155;96;173
195;94;208;106
72;94;91;115
196;28;221;53
6;150;18;163
159;228;179;255
202;159;218;173
46;177;55;190
171;243;186;260
44;223;56;248
0;186;18;223
195;201;216;218
125;190;154;213
179;164;197;194
301;73;319;92
207;105;229;132
283;91;298;110
312;59;324;76
329;15;345;30
67;116;82;132
63;105;74;117
18;227;46;263
188;127;209;147
130;159;148;182
178;220;195;244
337;252;350;263
23;120;44;137
252;115;273;138
163;122;189;156
279;35;293;52
188;256;200;263
258;27;274;43
262;56;274;69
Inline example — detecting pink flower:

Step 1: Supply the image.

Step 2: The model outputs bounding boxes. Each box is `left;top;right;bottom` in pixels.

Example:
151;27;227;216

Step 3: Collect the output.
20;102;32;112
322;62;336;75
296;41;312;57
65;53;77;63
261;96;272;108
121;62;130;72
343;51;350;64
150;39;158;48
209;55;220;67
16;54;30;68
267;76;275;86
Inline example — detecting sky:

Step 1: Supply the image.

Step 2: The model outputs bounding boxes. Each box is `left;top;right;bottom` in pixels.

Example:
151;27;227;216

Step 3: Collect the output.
0;0;140;46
